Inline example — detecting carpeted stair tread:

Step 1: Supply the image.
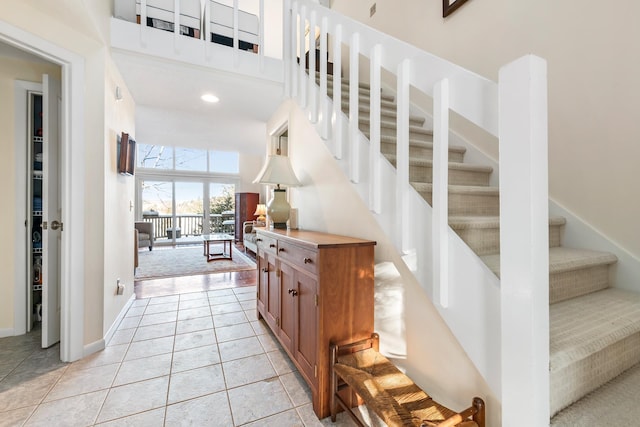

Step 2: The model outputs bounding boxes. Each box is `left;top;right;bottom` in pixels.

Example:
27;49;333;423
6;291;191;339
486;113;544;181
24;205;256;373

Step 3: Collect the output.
327;86;395;102
344;100;425;126
480;247;618;278
359;117;433;136
449;215;565;229
411;183;497;194
384;156;493;173
550;288;640;370
377;135;466;154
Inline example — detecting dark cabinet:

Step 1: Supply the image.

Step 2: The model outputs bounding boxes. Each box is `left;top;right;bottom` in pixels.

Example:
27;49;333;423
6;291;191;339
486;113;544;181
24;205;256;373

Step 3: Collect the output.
234;192;259;242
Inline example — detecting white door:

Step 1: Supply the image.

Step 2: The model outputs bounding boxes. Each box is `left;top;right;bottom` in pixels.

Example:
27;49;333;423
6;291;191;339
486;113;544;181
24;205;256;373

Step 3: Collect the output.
41;74;61;348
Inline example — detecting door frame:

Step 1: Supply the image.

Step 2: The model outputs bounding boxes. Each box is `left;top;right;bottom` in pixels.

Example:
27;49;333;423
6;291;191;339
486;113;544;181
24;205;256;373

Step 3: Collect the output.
3;21;85;362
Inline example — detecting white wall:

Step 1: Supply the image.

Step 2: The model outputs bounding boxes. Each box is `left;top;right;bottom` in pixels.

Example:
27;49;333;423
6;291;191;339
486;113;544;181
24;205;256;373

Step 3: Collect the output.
266;99;500;425
330;0;640;263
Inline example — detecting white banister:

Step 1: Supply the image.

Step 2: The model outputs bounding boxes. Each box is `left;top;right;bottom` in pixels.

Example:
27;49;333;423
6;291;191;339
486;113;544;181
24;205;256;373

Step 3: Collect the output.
349;32;360;183
499;55;549;427
298;5;306;107
432;78;450;308
289;1;298;98
332;23;343;159
308;10;317;123
396;59;410;252
369;44;382;213
319;16;329;139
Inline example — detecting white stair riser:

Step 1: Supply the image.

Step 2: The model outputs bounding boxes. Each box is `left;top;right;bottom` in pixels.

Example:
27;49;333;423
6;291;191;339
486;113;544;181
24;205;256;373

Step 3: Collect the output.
379;141;465;163
550;264;612;304
453;222;563;256
417;190;499;216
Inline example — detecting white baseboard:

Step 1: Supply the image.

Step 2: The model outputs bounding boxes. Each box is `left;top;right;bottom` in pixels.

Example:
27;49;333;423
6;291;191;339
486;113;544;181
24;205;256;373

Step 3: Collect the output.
84;294;135;358
0;328;15;338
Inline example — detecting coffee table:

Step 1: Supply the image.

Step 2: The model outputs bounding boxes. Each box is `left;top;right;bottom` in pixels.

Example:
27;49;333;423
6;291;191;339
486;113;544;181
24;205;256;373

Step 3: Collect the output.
202;233;234;262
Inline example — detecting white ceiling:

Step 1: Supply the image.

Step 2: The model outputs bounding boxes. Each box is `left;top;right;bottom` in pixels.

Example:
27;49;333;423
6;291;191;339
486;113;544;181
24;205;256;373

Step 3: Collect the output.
111;50;285;156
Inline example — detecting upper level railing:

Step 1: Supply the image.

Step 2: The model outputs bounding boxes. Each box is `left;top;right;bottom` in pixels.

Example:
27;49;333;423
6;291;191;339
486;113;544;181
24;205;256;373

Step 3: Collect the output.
285;1;549;425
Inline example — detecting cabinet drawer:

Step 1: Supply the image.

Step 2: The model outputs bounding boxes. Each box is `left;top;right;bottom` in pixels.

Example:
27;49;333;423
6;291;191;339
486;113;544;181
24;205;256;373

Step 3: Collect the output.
256;233;278;255
277;240;318;275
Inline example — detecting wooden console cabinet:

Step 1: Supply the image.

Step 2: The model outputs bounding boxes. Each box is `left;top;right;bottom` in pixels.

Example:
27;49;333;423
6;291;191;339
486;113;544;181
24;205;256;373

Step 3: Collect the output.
255;228;375;419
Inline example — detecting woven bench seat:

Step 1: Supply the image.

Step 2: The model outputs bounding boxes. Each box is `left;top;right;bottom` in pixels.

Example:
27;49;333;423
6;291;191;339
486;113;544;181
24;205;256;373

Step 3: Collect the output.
331;334;485;427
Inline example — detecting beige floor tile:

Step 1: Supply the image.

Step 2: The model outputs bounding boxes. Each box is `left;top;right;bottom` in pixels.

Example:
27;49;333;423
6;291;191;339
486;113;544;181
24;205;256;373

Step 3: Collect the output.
131;299;149;308
179;298;209;310
132;322;177;342
108;328;135;346
118;316;141;330
144;301;179;315
177;307;211;321
207;289;235;299
139;311;178;327
176;316;213;335
173;329;216;352
218;336;264;362
124;336;174;361
125;306;146;317
250;319;271;336
44;363;119;402
233;286;256;295
240;300;256;311
148;295;179;305
227;377;293;425
212;311;248;328
257;331;280;352
235;292;256;302
0;405;35;427
67;344;127;371
210;302;244;316
244;309;259;322
280;371;313;407
167;365;225;404
96;376;169;423
242;409;304;427
171;345;220;373
0;370;65;412
222;353;276;389
296;403;358;427
95;407;165;426
113;353;172;386
215;323;255;343
208;294;238;306
267;348;297;376
179;292;208;302
165;391;232;426
25;389;107;427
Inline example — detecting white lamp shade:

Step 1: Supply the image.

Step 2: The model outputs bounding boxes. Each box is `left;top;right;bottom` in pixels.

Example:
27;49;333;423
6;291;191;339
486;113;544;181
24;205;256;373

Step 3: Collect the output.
253;155;301;187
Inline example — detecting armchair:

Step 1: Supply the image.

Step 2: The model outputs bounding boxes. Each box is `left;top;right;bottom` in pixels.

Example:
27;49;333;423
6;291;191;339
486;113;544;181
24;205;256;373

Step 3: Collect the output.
135;221;154;251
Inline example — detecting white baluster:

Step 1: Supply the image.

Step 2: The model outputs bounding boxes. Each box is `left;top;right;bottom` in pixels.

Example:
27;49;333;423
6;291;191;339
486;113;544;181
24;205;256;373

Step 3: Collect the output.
283;0;292;97
432;78;449;308
259;0;265;71
319;16;329;139
140;0;148;46
233;0;239;66
396;59;410;252
204;0;211;60
308;9;317;123
290;1;298;98
298;5;307;107
499;55;549;427
349;32;360;183
174;0;180;53
369;44;382;213
332;23;343;159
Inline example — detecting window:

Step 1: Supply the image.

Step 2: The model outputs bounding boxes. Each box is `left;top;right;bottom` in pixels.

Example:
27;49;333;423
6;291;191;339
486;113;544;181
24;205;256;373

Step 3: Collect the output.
175;147;207;172
137;144;239;174
137;144;173;169
210;151;239;174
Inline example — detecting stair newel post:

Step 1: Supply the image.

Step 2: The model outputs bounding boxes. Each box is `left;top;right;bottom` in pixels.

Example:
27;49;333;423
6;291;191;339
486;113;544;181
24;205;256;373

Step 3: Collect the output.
369;44;382;214
173;0;180;53
349;32;360;183
308;10;318;123
396;59;411;251
232;0;239;66
332;24;343;159
289;1;298;98
319;16;329;139
498;55;549;427
433;78;450;308
283;0;292;97
258;0;264;71
140;0;148;47
298;5;307;107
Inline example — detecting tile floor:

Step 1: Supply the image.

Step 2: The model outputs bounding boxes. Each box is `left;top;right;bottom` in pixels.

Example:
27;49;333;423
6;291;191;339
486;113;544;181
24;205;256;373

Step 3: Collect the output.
0;285;359;426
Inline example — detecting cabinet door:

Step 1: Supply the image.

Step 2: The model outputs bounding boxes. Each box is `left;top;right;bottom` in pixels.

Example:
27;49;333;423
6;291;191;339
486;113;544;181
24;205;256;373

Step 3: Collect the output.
295;272;318;386
278;262;296;352
264;253;279;332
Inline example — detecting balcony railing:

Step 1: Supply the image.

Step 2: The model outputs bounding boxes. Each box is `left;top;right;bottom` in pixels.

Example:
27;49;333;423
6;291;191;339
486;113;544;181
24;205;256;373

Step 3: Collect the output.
141;213;234;240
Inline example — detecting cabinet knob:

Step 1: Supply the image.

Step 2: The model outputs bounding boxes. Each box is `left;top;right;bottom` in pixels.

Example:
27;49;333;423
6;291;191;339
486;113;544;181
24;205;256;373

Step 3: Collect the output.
256;238;262;242
278;248;285;252
261;268;268;273
303;257;312;264
269;243;276;248
288;289;298;297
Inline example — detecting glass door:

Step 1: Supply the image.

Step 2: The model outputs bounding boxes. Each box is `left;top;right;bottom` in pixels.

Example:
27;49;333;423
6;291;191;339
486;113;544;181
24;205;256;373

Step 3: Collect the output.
140;180;174;246
210;183;236;234
175;181;204;244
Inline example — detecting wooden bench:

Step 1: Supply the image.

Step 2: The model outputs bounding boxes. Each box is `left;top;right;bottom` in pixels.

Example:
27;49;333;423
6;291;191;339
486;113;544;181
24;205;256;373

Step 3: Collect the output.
330;334;485;427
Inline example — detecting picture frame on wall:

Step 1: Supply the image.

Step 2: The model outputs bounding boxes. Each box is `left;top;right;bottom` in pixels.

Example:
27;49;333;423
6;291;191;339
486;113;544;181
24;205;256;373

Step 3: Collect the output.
443;0;469;17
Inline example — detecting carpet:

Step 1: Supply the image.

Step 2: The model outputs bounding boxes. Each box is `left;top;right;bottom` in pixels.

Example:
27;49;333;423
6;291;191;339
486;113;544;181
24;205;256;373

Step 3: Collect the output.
135;245;256;280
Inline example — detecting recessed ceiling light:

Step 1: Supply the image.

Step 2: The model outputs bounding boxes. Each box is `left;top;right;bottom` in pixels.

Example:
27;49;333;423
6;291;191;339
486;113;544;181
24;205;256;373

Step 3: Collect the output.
201;93;219;103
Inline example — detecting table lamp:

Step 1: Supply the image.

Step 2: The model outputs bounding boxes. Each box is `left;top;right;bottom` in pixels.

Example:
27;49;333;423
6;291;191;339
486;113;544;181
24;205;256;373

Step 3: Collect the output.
253;154;301;229
254;204;267;226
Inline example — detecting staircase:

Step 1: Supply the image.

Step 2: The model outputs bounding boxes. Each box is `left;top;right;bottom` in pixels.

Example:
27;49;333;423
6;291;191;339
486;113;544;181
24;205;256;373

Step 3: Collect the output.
321;73;640;420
